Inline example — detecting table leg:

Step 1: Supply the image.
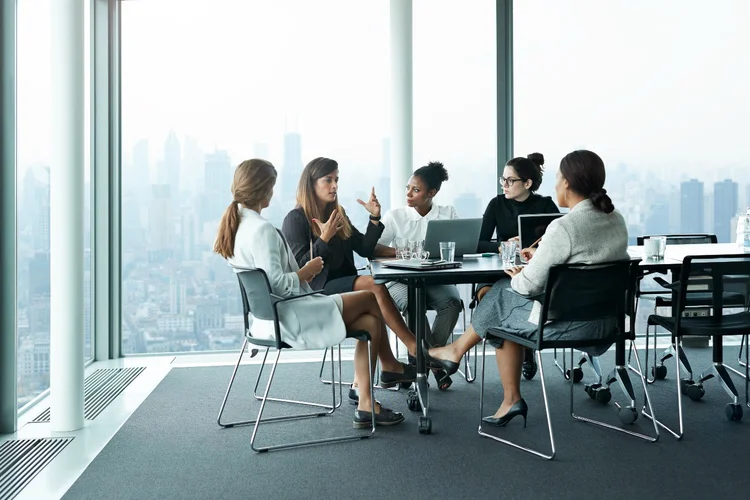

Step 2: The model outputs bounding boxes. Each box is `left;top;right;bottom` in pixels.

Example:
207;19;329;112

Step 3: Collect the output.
412;285;432;434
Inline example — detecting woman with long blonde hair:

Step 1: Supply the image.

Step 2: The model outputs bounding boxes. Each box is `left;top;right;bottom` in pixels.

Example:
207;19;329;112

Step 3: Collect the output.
215;159;404;427
282;157;418;402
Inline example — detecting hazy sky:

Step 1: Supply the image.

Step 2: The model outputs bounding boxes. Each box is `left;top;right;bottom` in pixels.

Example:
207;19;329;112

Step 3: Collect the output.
15;0;750;199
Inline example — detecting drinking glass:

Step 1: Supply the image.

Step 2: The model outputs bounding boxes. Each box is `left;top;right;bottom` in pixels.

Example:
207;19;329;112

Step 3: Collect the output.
500;240;517;267
440;241;456;262
409;239;425;260
394;237;408;260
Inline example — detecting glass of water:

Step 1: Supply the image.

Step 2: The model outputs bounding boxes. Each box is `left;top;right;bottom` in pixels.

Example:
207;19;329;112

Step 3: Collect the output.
500;240;517;267
439;241;456;262
409;239;425;260
394;237;408;260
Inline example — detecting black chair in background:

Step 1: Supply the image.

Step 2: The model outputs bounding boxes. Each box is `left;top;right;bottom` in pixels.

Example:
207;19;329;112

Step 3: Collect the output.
627;234;747;384
479;260;659;460
646;254;750;439
217;269;375;452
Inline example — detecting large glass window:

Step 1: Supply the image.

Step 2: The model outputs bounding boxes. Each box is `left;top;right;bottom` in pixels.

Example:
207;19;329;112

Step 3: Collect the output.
120;0;389;354
514;0;750;243
413;0;497;218
17;0;92;410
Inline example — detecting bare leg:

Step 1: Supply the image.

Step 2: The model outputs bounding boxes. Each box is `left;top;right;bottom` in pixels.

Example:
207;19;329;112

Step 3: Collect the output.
476;285;491;302
354;276;417;355
490;340;525;418
345;312;381;413
428;324;483;364
340;291;403;373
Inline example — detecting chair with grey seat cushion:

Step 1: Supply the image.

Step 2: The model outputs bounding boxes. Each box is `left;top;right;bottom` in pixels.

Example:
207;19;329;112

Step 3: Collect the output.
217;268;375;452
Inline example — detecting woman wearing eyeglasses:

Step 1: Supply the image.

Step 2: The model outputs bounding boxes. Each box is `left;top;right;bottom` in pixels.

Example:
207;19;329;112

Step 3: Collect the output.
478;153;559;255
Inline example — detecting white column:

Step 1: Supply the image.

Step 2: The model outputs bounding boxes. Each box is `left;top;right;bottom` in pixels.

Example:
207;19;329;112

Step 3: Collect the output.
389;0;413;210
50;0;85;432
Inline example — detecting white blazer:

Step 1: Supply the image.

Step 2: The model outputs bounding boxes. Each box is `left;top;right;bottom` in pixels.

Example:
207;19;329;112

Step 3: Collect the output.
227;207;347;350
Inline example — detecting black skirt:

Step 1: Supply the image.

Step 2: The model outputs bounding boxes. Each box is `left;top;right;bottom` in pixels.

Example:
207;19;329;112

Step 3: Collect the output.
322;275;358;295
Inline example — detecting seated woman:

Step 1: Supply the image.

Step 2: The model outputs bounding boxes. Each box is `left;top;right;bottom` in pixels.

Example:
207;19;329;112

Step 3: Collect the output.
282;157;417;396
424;150;628;426
214;159;404;427
377;161;463;390
476;152;559;300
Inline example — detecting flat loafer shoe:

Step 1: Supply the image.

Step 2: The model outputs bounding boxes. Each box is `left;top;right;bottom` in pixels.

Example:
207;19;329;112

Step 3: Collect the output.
353;407;405;428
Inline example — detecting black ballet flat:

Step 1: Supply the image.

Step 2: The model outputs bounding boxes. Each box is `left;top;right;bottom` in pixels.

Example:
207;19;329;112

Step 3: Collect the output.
482;399;528;428
421;340;460;376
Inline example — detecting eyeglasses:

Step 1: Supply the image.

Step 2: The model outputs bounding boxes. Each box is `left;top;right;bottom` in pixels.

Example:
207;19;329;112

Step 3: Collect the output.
499;176;525;187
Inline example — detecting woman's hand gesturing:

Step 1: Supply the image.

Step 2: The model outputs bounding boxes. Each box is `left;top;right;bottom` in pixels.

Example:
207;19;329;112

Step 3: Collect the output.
357;187;381;218
312;209;344;243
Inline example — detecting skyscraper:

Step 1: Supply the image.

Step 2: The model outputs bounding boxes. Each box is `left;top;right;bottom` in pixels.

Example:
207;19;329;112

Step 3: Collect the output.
163;131;181;196
645;202;670;237
713;179;738;243
202;150;232;225
131;140;150;197
282;132;302;205
148;184;174;262
680;179;704;233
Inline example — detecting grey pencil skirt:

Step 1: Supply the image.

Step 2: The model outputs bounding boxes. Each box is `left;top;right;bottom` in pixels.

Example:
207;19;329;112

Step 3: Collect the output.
470;280;617;357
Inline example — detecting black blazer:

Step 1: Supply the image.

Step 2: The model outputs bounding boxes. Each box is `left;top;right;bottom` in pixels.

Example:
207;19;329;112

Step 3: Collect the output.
282;206;384;291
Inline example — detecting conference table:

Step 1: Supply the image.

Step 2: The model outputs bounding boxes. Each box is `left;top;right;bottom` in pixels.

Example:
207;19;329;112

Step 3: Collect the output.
370;243;749;435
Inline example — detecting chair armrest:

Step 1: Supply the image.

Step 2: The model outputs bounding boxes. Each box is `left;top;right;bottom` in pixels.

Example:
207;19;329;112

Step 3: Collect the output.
653;276;678;290
276;291;326;303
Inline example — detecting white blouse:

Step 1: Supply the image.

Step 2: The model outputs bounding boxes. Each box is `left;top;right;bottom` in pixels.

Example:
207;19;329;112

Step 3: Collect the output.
378;204;459;246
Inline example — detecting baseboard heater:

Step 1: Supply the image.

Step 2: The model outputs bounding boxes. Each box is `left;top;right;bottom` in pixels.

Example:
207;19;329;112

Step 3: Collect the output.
32;367;146;423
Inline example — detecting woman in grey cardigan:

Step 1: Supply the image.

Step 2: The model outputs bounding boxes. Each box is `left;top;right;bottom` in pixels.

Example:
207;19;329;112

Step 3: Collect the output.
424;150;629;427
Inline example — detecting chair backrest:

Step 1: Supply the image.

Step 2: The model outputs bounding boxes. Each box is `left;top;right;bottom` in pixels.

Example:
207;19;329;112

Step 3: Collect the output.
537;261;635;350
675;255;750;325
236;269;278;320
636;233;717;246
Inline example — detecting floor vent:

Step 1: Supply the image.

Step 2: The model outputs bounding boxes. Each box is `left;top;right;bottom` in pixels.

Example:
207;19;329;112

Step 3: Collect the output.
32;367;146;422
0;438;73;500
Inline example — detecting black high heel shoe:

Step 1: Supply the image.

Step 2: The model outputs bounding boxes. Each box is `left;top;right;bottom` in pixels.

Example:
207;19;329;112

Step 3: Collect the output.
421;340;460;376
482;399;528;428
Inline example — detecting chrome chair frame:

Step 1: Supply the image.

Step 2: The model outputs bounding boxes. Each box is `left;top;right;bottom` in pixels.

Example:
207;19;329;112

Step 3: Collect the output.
477;260;659;460
217;269;375;452
643;254;750;439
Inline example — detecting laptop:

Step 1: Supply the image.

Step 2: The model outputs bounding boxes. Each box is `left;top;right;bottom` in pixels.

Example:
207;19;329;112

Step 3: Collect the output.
381;259;463;271
517;213;564;249
423;218;483;258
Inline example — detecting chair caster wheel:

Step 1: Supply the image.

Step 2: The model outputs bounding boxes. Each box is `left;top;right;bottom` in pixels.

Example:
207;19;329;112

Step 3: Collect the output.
685;383;705;401
407;391;421;412
566;367;584;383
585;383;612;405
399;381;413;390
725;403;743;421
651;365;668;380
418;416;432;434
522;359;538;380
618;406;638;425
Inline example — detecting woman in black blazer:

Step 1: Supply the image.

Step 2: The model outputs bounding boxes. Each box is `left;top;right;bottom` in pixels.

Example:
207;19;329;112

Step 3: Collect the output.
282;157;418;390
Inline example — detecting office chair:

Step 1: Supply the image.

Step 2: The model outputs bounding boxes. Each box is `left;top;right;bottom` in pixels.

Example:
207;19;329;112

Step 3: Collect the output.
217;269;375;452
479;260;659;460
627;234;747;384
645;254;750;439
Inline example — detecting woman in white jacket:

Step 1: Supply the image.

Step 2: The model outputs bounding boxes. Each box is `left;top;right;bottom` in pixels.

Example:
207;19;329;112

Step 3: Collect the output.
214;159;408;427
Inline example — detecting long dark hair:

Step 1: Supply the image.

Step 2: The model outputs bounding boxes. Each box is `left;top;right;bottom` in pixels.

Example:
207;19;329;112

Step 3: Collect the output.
559;150;615;213
296;157;352;239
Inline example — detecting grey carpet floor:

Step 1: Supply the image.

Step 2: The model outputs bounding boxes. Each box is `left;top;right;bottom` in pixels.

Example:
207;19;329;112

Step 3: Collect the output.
64;346;749;500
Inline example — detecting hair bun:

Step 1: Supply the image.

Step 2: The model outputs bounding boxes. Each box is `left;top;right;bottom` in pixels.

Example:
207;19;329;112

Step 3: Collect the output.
426;161;449;182
589;188;615;214
527;152;545;170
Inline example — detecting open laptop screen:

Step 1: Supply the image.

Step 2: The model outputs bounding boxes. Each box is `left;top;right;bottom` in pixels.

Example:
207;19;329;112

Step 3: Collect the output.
517;213;564;249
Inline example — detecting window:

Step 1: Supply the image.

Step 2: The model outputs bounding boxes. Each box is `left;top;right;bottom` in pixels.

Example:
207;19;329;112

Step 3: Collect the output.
120;0;389;354
413;0;497;219
514;0;750;244
16;0;92;409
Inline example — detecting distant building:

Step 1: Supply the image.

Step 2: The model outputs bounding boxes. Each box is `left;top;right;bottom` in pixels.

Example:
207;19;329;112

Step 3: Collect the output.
713;179;738;243
680;179;704;233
